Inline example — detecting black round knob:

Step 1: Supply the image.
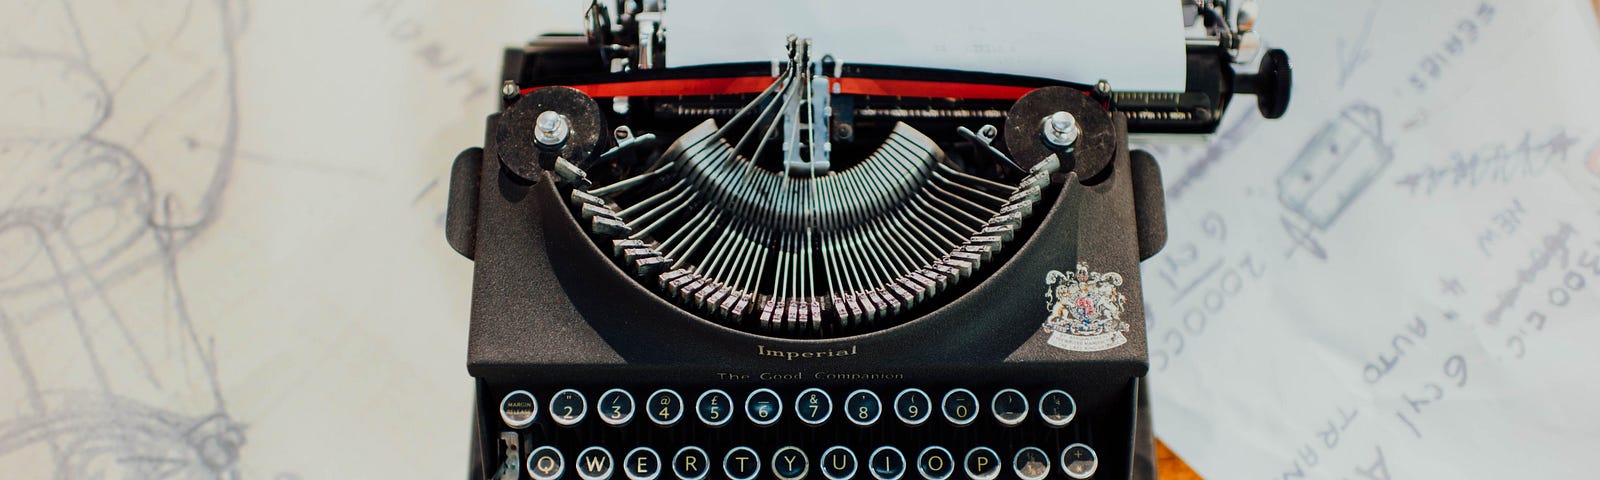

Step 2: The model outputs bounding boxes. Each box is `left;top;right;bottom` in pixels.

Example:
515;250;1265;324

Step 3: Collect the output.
1252;49;1292;119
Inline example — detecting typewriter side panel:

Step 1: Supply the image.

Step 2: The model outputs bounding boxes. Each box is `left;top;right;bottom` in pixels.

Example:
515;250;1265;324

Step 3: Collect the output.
1006;114;1152;368
462;113;625;368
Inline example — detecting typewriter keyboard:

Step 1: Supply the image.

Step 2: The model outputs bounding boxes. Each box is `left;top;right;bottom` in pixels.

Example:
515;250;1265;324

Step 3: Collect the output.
494;387;1103;480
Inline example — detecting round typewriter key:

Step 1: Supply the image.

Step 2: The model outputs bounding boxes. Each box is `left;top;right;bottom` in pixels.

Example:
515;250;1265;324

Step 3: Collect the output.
869;446;906;480
577;446;614;480
672;446;710;480
551;389;588;426
940;389;979;426
646;389;684;426
526;446;564;480
695;389;733;427
893;388;932;426
915;446;953;480
744;388;782;426
963;447;1001;480
991;388;1028;426
499;390;538;429
770;446;809;480
723;446;761;480
821;446;858;480
845;389;882;426
795;388;832;425
1038;389;1078;427
624;447;661;480
599;388;636;426
1011;447;1051;480
1060;443;1099;479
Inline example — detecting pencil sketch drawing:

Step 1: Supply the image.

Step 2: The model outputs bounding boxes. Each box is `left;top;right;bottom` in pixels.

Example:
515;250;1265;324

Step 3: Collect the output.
1278;103;1392;230
1;0;249;477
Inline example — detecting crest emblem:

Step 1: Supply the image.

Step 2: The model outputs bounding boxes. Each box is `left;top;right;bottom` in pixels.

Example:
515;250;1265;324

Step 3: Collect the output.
1042;262;1130;352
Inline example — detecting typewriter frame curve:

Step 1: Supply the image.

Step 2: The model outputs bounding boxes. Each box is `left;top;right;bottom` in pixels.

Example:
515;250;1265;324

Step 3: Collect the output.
446;30;1213;480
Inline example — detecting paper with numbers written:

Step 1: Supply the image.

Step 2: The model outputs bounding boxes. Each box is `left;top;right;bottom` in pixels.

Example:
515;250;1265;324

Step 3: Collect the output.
1133;0;1600;478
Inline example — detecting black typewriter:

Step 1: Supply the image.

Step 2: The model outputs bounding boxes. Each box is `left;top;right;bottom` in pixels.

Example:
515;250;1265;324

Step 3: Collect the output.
446;1;1290;479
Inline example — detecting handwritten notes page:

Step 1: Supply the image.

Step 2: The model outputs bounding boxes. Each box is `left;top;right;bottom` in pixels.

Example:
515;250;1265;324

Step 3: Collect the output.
1136;0;1600;478
3;0;1598;479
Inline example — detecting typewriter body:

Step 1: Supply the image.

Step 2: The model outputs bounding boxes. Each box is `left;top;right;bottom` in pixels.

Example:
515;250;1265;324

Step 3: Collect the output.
447;2;1290;479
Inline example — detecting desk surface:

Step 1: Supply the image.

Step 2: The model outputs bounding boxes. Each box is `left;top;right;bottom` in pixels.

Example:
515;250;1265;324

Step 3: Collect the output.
1156;439;1204;480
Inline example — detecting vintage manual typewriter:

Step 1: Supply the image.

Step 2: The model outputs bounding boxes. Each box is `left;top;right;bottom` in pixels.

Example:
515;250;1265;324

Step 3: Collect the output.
445;1;1291;479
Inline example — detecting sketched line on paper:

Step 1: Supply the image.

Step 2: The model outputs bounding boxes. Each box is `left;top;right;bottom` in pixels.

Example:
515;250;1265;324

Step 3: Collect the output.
0;0;255;478
1277;103;1393;230
1393;129;1584;197
1336;1;1380;89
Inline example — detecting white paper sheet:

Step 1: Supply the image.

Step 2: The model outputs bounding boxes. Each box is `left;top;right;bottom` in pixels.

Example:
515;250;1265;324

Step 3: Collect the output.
1133;0;1600;477
665;0;1188;92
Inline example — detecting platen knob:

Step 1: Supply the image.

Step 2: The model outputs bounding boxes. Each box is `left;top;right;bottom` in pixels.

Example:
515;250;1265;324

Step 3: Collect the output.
1234;48;1293;119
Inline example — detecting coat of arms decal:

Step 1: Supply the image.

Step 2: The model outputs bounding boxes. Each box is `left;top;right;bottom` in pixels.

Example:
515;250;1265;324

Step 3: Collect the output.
1043;262;1130;352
